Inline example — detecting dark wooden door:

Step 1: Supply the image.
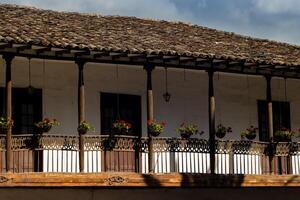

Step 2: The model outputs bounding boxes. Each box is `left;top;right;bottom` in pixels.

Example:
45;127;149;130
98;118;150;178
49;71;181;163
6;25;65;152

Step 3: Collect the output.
0;87;42;134
0;88;42;172
100;92;142;172
100;92;142;136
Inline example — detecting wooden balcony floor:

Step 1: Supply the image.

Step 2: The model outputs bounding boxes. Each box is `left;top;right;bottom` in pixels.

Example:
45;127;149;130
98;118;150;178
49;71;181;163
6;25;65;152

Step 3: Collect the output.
0;173;300;187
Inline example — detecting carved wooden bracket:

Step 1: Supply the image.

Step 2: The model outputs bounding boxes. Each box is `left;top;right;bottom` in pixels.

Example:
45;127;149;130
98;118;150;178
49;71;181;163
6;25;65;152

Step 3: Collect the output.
0;176;9;183
104;176;128;185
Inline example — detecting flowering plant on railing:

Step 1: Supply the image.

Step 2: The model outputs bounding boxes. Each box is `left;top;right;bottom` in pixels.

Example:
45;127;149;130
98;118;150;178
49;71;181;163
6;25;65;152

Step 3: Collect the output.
147;120;166;137
35;118;59;133
112;119;132;134
216;124;232;139
77;121;95;135
177;123;202;139
274;127;296;142
0;117;14;132
241;125;258;140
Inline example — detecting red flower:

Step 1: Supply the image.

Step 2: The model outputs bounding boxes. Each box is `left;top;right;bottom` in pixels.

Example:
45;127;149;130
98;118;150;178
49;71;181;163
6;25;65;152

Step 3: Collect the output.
161;121;167;126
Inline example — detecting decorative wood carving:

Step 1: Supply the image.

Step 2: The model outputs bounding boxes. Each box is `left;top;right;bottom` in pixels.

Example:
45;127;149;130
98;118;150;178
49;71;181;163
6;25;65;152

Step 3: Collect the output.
0;176;9;183
105;176;127;185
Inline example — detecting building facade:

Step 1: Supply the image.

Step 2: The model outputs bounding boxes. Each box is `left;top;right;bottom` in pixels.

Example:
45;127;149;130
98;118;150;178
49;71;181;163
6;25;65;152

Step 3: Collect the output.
0;4;300;193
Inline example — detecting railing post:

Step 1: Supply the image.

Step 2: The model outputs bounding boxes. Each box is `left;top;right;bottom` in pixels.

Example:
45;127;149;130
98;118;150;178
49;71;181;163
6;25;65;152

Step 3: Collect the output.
76;60;86;173
228;150;234;174
144;63;155;173
208;69;216;174
3;54;14;173
33;134;42;172
266;75;275;174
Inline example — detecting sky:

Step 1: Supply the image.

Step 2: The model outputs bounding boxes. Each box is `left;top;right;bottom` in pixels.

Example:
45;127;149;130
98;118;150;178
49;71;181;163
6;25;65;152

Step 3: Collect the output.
1;0;300;45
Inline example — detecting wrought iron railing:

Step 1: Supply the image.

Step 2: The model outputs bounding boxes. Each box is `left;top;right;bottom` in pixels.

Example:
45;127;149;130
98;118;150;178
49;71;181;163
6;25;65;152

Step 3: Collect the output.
0;134;299;175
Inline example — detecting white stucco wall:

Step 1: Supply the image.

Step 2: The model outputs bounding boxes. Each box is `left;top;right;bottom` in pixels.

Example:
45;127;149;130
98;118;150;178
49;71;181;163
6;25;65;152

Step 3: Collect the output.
1;57;300;141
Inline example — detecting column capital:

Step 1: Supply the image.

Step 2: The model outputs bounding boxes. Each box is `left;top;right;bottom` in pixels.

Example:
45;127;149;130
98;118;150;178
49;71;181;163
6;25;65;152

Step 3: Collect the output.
207;70;215;80
265;75;272;101
265;75;272;81
75;60;86;69
143;63;155;72
2;54;14;64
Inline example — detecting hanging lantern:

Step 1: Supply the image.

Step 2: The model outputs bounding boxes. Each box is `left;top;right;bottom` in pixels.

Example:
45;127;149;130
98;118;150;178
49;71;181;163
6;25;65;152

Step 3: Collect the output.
163;92;171;102
27;58;34;95
163;67;171;102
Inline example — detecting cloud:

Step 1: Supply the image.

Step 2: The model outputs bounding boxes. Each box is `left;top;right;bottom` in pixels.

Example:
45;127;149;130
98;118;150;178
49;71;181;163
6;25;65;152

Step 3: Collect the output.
253;0;300;14
0;0;194;22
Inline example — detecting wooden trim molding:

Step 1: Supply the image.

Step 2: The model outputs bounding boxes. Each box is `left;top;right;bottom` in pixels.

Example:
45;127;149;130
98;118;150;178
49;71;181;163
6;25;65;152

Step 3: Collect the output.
0;173;299;187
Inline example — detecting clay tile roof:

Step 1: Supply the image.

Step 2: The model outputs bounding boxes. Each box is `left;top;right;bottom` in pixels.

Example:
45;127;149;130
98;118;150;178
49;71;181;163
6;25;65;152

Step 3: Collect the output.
1;4;300;66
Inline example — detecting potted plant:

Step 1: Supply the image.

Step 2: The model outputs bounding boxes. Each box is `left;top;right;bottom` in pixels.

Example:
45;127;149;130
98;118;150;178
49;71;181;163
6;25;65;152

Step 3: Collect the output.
274;127;295;142
177;123;199;139
35;118;59;133
0;117;14;134
112;120;132;135
77;121;94;135
216;124;232;139
241;125;258;140
147;120;166;137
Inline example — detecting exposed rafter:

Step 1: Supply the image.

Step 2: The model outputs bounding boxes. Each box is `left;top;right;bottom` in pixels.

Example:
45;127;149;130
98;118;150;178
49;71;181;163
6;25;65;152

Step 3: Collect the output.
0;42;299;79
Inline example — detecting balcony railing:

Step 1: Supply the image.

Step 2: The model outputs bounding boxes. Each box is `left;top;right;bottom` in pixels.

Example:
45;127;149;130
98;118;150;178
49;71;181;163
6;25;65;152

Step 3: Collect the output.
0;134;300;175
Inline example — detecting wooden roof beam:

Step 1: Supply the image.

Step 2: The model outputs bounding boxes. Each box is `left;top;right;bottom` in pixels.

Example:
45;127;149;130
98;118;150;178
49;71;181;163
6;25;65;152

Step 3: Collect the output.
1;43;32;53
286;66;300;72
179;56;196;63
109;52;127;57
147;54;162;59
228;61;243;67
195;58;211;68
196;58;209;63
212;59;227;64
163;55;178;60
89;51;108;58
13;44;32;51
128;54;146;58
35;46;51;54
18;45;51;55
244;62;257;66
127;54;147;62
53;48;71;56
71;50;91;57
257;64;274;69
0;43;12;50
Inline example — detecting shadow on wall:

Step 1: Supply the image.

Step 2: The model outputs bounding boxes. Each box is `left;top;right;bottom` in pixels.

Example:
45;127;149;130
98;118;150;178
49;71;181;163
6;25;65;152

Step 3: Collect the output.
180;173;245;187
141;174;162;187
141;173;245;187
284;175;299;186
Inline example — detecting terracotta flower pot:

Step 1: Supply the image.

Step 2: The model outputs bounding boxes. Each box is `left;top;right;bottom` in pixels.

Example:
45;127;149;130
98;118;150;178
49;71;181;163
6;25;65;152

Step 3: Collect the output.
274;134;291;142
42;126;51;133
113;128;129;135
245;133;256;140
215;130;226;139
149;131;161;137
77;127;88;135
180;131;192;139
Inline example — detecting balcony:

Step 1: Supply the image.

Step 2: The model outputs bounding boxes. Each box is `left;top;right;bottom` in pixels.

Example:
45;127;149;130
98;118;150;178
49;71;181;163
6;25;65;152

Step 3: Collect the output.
1;134;299;175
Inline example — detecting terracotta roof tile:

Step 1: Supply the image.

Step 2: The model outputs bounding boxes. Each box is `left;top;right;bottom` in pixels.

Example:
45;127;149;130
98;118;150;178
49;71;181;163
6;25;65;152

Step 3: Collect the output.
1;4;300;66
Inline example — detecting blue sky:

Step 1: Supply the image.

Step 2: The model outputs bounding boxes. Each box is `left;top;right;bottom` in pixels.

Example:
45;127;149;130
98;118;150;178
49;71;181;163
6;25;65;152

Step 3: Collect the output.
1;0;300;45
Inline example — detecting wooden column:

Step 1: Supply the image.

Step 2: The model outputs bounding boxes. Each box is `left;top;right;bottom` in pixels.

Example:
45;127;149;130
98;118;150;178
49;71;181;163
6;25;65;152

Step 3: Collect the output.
3;54;14;172
144;63;155;173
208;70;216;174
76;60;85;173
266;76;273;141
266;75;274;174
